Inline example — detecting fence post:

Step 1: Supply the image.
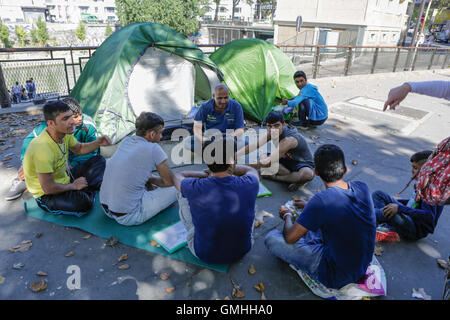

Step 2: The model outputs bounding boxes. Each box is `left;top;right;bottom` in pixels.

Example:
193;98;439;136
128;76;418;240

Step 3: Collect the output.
63;59;71;95
442;50;449;69
344;46;353;76
313;46;320;79
371;47;379;74
393;48;401;72
411;48;419;71
70;47;76;89
0;63;11;108
428;48;436;70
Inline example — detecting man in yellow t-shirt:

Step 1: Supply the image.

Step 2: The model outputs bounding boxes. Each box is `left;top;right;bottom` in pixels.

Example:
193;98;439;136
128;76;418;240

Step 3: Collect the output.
23;100;111;216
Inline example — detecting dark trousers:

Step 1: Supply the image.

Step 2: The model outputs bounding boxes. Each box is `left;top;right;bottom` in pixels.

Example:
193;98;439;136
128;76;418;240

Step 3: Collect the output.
371;190;418;240
297;99;327;126
36;155;106;217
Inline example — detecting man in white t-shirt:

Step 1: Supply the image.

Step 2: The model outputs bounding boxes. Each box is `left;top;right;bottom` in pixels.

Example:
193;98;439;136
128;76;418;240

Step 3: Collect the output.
100;112;177;226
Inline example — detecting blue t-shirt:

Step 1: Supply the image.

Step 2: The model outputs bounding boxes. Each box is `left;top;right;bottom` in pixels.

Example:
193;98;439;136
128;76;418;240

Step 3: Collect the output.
287;83;328;121
296;181;376;289
194;98;245;133
180;174;259;264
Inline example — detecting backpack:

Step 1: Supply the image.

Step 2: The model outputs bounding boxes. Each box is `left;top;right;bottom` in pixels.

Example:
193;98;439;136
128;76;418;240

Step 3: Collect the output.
415;136;450;206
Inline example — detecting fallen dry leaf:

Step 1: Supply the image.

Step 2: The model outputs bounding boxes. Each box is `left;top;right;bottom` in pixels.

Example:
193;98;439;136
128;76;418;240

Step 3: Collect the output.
0;276;5;285
261;291;267;300
165;287;175;294
160;272;170;280
82;234;91;240
232;287;245;298
248;265;256;275
65;251;75;257
263;212;274;218
34;232;43;238
437;259;448;269
333;124;342;130
118;264;130;270
224;296;230;300
30;280;47;293
374;246;384;256
254;282;265;292
9;240;33;253
254;220;264;228
310;135;320;140
150;240;158;247
117;253;128;262
106;236;119;247
13;263;24;270
352;160;358;166
36;271;48;276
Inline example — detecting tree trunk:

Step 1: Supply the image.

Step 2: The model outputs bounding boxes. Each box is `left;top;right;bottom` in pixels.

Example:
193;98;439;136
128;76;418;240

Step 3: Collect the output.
214;1;220;22
0;63;11;108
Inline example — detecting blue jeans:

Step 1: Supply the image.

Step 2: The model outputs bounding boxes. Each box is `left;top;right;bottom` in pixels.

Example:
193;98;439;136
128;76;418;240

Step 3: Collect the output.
372;190;418;240
265;229;324;283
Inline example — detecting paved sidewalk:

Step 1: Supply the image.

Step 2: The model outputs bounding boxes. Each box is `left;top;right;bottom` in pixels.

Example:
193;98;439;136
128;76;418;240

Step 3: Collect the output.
0;69;449;300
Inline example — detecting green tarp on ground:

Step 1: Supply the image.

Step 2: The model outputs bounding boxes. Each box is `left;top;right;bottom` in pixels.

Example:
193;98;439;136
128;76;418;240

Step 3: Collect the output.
23;194;229;273
71;22;222;144
209;38;298;122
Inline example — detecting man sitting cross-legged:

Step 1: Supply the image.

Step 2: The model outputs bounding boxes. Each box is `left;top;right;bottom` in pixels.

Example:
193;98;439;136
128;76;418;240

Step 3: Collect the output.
372;150;444;241
237;111;314;191
6;97;99;201
265;144;376;289
100;112;177;226
23;100;110;216
173;137;260;265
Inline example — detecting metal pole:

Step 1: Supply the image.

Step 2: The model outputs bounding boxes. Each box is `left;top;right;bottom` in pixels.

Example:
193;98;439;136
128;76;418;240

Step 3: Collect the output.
70;47;76;88
371;47;379;74
313;46;320;79
344;46;353;76
428;48;436;69
412;48;420;71
405;0;427;70
393;48;401;72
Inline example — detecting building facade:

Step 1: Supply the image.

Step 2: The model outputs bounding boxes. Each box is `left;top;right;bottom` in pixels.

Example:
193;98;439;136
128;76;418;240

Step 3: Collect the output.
0;0;117;24
274;0;411;46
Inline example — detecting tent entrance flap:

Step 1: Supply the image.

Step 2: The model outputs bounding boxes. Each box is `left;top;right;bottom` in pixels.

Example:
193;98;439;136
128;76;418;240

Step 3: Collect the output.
127;47;195;121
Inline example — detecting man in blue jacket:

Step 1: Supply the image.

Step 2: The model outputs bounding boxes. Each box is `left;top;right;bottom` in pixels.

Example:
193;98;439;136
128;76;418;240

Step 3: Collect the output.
282;71;328;128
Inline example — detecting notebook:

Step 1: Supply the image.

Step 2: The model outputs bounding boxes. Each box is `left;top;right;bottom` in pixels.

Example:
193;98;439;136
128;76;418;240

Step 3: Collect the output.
151;220;188;254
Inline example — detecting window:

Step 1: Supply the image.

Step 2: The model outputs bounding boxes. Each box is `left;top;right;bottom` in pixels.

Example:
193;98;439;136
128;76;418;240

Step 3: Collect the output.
234;7;241;13
95;7;98;13
79;6;89;13
105;7;115;13
219;6;227;13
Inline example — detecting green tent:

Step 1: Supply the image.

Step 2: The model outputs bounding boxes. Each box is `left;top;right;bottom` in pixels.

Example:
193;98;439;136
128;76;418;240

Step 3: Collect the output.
209;38;298;122
71;22;222;144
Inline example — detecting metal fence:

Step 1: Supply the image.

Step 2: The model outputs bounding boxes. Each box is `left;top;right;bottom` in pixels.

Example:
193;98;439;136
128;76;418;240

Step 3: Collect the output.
277;45;450;79
0;46;96;101
0;44;449;103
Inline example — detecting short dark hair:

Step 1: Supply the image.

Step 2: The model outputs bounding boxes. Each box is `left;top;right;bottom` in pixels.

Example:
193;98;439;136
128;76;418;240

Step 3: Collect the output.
43;100;71;122
264;111;285;125
135;112;164;137
314;144;346;183
410;150;432;163
203;136;236;173
62;97;82;114
293;70;307;80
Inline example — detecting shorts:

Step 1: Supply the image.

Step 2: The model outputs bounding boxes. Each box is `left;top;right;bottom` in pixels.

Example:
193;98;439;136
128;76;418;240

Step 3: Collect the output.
279;157;314;172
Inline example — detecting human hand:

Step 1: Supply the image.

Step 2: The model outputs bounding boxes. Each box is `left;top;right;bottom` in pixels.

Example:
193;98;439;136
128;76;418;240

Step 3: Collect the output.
279;205;293;220
96;135;112;147
72;177;88;190
382;203;398;219
293;199;307;209
282;98;288;105
383;83;411;111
